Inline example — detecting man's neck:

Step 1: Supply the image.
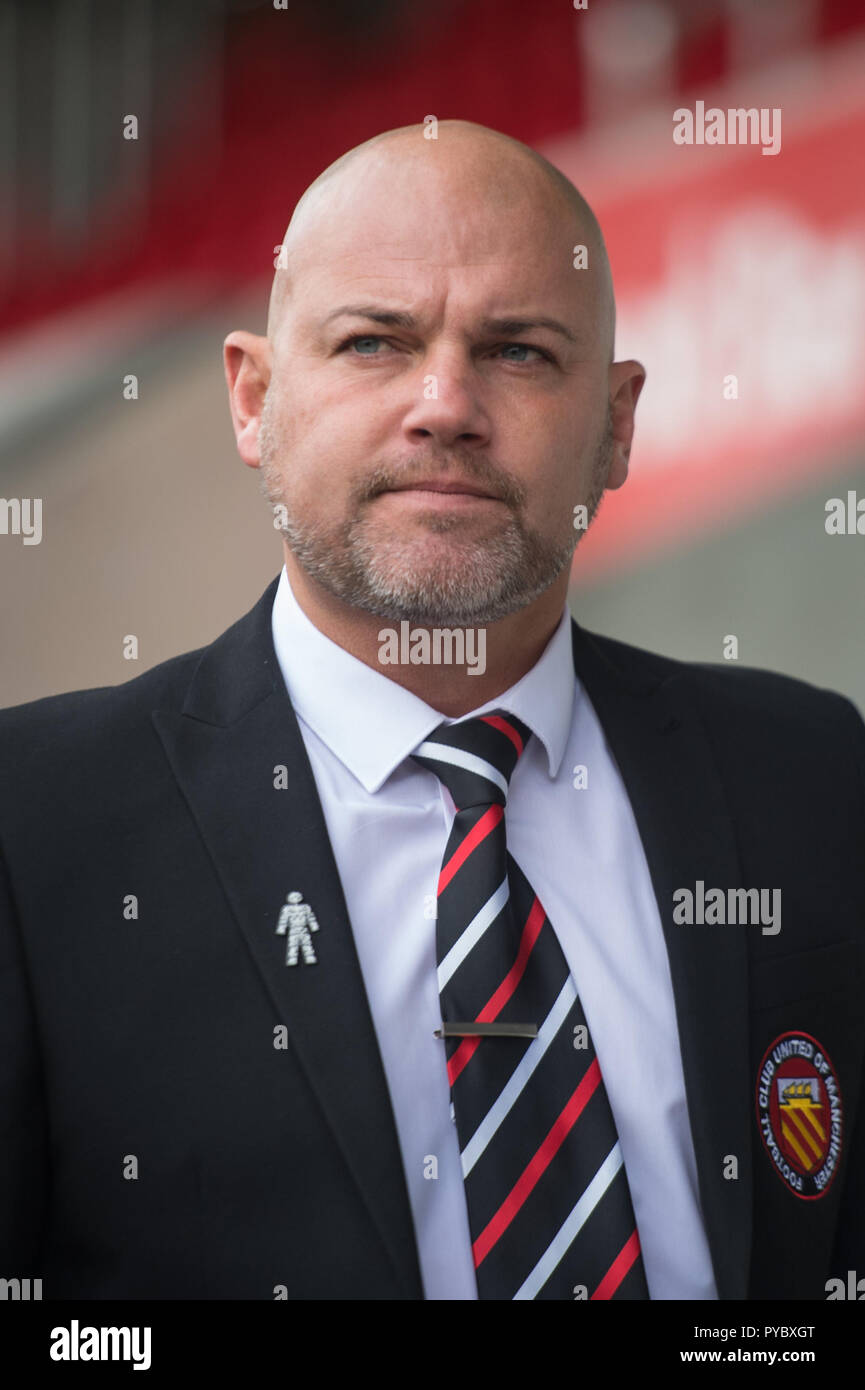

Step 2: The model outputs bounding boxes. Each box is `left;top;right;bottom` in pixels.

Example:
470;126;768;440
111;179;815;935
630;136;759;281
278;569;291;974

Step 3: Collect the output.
283;554;569;718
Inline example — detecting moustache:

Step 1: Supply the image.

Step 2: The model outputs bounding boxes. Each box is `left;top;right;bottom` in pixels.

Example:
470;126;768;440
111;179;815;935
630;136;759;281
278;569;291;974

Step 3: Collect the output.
359;456;525;507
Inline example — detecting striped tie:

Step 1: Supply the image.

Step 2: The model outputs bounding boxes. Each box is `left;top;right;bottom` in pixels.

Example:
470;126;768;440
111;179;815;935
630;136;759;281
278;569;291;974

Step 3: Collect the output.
412;709;650;1300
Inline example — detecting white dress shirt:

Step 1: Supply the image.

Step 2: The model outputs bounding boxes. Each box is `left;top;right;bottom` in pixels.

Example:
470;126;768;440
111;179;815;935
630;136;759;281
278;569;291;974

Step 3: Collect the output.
270;565;718;1300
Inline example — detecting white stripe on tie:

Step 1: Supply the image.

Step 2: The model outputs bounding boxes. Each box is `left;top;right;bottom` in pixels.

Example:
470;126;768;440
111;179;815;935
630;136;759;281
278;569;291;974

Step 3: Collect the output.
512;1143;624;1301
460;976;578;1177
437;877;510;992
414;741;509;800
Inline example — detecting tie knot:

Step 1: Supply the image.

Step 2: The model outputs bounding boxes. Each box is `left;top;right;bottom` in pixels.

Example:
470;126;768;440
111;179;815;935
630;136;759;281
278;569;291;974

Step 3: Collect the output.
411;709;532;810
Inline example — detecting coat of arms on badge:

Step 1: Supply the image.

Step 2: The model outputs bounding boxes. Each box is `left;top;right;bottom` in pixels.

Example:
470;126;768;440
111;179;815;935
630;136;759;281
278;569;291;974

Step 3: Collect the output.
275;891;320;966
755;1030;843;1199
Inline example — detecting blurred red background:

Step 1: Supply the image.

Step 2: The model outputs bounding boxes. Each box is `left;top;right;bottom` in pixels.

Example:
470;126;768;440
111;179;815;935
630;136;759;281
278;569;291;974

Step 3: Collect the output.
2;0;864;708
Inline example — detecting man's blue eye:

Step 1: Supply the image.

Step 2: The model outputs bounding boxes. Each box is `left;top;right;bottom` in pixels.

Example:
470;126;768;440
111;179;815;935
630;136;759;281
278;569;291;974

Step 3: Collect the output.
500;343;541;362
350;336;383;354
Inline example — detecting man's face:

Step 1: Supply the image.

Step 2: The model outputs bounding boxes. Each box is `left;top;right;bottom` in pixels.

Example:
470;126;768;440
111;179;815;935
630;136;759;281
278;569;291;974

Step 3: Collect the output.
258;147;617;626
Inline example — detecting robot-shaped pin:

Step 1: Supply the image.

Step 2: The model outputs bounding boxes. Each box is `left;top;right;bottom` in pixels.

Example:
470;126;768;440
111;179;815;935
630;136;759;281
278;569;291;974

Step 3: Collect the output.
275;890;320;966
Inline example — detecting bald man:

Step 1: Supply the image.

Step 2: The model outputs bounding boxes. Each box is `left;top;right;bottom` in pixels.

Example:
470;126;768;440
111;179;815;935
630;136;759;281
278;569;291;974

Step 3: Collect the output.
1;122;863;1303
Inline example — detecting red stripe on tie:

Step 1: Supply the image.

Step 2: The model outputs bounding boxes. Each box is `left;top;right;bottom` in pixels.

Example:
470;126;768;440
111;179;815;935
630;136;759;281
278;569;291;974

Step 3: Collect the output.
438;804;503;895
446;896;546;1087
591;1230;642;1300
481;714;524;756
481;895;545;1022
446;1033;483;1085
472;1058;602;1267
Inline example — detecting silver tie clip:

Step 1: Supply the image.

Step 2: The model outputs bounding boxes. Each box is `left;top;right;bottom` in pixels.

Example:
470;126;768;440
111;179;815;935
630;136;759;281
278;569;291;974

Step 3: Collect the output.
435;1021;539;1039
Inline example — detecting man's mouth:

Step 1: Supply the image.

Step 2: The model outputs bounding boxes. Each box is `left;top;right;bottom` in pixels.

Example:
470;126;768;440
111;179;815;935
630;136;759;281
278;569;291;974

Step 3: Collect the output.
382;477;503;501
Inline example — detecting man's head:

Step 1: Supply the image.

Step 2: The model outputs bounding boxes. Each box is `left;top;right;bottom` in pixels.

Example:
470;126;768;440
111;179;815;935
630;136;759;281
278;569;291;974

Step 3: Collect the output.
225;119;644;626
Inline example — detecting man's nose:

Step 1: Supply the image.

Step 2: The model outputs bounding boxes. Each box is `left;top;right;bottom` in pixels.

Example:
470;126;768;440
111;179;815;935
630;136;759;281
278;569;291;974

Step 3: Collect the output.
400;348;492;448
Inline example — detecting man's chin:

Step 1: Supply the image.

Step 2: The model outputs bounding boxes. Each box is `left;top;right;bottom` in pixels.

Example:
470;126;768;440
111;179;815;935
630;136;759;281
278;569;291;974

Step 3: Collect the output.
281;515;576;624
343;561;566;626
350;597;520;626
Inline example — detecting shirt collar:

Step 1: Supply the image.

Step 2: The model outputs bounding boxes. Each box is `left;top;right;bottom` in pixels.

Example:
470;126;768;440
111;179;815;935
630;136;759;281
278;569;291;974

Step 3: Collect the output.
270;565;577;794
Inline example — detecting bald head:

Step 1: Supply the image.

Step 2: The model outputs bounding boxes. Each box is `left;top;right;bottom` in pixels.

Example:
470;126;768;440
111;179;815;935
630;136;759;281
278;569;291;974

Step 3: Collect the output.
266;119;615;359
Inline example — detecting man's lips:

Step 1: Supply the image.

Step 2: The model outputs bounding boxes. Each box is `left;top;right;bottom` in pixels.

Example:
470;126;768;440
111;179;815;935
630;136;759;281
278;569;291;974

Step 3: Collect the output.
381;478;502;500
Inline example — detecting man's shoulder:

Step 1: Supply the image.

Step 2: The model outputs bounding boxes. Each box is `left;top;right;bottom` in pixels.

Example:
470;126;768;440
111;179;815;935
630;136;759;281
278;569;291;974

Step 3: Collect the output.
0;644;208;779
580;624;865;741
0;578;281;758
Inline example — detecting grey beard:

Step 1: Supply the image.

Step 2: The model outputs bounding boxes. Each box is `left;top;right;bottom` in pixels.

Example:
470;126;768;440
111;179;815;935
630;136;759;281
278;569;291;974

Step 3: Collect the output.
258;414;613;626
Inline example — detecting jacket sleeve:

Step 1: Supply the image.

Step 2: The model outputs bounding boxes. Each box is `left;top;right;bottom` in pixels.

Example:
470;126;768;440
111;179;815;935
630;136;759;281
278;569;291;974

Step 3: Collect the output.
0;842;49;1273
830;1067;865;1275
828;694;865;1278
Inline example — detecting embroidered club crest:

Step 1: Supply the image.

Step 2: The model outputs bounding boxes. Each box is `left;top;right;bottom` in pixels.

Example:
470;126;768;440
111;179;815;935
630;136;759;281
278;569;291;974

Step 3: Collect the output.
755;1030;842;1200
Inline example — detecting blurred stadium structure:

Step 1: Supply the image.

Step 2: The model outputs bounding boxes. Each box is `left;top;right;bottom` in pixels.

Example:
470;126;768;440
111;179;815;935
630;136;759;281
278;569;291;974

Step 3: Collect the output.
1;0;863;710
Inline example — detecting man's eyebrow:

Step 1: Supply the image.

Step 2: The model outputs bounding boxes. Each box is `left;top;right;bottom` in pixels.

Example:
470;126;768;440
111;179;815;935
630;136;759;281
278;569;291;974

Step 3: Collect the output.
478;316;579;345
322;305;417;329
321;306;579;345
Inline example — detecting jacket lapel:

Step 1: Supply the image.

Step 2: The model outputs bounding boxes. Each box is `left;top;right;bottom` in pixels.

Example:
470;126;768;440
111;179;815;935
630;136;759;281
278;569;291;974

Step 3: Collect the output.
152;577;423;1297
571;618;753;1299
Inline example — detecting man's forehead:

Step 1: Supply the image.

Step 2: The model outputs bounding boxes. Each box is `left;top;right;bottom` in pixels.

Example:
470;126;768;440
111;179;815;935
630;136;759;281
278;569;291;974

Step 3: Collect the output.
282;230;604;347
287;182;594;296
290;190;583;275
292;264;596;334
268;123;613;351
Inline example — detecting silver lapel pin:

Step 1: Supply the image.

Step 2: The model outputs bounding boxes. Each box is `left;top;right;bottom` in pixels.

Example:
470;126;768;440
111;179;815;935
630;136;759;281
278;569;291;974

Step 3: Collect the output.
275;891;320;966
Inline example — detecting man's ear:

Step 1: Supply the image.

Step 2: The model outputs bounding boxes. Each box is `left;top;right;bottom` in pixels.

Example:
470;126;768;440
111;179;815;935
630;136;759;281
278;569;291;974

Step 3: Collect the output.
605;359;646;490
223;331;272;468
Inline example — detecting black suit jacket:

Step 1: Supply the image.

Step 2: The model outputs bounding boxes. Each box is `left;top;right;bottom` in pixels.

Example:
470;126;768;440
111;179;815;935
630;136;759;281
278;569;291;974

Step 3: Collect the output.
1;575;863;1299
